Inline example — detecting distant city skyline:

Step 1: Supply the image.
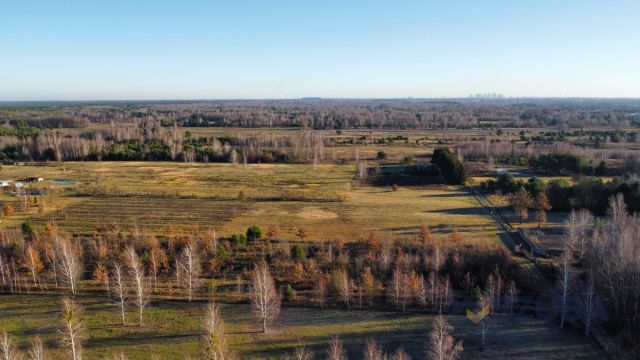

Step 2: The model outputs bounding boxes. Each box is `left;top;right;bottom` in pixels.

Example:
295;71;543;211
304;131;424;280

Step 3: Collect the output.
1;0;639;100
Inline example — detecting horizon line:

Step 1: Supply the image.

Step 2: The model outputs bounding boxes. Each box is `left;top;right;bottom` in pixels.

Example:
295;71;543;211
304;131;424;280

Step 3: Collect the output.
1;96;640;104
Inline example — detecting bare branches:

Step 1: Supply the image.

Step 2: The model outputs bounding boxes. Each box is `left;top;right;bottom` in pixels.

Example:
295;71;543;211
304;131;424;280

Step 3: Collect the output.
558;247;572;329
428;315;463;360
202;302;232;360
125;246;149;327
0;332;23;360
250;261;280;333
179;243;201;302
59;297;85;360
56;236;83;296
111;262;127;326
28;337;49;360
327;336;347;360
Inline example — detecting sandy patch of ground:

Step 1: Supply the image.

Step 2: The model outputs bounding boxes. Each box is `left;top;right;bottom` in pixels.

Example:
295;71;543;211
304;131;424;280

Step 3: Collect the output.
297;207;338;220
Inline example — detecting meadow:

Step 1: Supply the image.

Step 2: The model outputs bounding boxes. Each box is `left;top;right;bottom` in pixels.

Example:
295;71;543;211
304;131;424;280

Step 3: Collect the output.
1;162;498;243
0;295;606;359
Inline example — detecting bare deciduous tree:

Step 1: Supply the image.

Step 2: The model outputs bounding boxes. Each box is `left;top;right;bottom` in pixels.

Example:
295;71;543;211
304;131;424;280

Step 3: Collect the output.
250;261;280;333
126;246;149;326
335;269;352;307
59;297;85;360
111;262;127;326
202;302;231;360
327;336;347;360
24;245;44;290
477;292;491;346
179;243;201;302
294;342;313;360
314;273;328;308
28;337;49;360
363;339;385;360
565;209;594;262
57;236;83;296
428;315;463;360
0;332;23;360
387;267;403;310
149;246;167;293
558;247;572;329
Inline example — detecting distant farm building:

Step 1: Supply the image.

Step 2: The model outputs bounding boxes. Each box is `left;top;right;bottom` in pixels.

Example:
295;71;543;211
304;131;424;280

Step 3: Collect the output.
20;177;44;182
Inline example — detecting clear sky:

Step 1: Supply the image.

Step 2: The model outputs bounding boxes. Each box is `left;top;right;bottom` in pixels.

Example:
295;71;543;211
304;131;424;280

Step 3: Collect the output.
1;0;639;100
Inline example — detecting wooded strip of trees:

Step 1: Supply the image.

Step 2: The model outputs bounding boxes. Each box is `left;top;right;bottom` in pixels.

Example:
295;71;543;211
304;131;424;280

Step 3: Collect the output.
0;220;524;317
3;99;639;130
0;119;326;163
482;173;640;215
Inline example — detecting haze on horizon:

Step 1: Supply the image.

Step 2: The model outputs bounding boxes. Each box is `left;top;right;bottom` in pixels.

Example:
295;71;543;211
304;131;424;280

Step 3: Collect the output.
1;0;639;101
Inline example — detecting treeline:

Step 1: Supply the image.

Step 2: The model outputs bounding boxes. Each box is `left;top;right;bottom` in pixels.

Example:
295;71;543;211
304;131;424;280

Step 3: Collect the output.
0;119;326;163
529;152;607;176
563;195;640;349
3;99;640;130
480;173;640;215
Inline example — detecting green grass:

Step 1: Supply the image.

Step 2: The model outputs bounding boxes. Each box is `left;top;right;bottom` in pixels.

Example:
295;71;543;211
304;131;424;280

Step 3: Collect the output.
0;295;605;359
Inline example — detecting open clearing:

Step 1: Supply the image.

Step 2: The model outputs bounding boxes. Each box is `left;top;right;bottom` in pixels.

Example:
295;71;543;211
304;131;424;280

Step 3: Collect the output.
1;162;498;243
0;295;605;360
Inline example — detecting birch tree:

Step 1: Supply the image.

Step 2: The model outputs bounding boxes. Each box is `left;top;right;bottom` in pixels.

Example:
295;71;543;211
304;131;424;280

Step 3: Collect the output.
362;339;385;360
558;247;572;329
25;245;44;290
149;246;167;293
250;261;280;333
478;293;491;346
202;302;231;360
57;236;83;296
327;336;347;360
179;243;201;302
387;267;402;310
59;297;85;360
0;332;22;360
111;262;127;326
428;315;463;360
28;337;49;360
294;342;313;360
126;246;149;326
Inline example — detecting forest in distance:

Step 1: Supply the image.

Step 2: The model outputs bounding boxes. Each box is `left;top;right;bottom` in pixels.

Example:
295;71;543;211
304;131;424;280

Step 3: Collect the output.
0;98;639;359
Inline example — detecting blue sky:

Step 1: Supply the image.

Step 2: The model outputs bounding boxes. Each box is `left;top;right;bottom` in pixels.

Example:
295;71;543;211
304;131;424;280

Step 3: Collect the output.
1;0;639;100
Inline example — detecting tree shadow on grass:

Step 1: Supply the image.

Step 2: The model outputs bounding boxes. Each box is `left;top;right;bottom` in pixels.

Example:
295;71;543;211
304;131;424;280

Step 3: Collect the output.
241;319;430;360
429;207;486;215
87;332;200;347
420;192;468;198
382;224;484;234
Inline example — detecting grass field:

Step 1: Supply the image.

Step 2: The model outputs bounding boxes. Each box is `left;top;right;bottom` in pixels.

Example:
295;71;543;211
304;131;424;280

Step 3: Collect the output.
0;295;606;360
1;162;498;243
